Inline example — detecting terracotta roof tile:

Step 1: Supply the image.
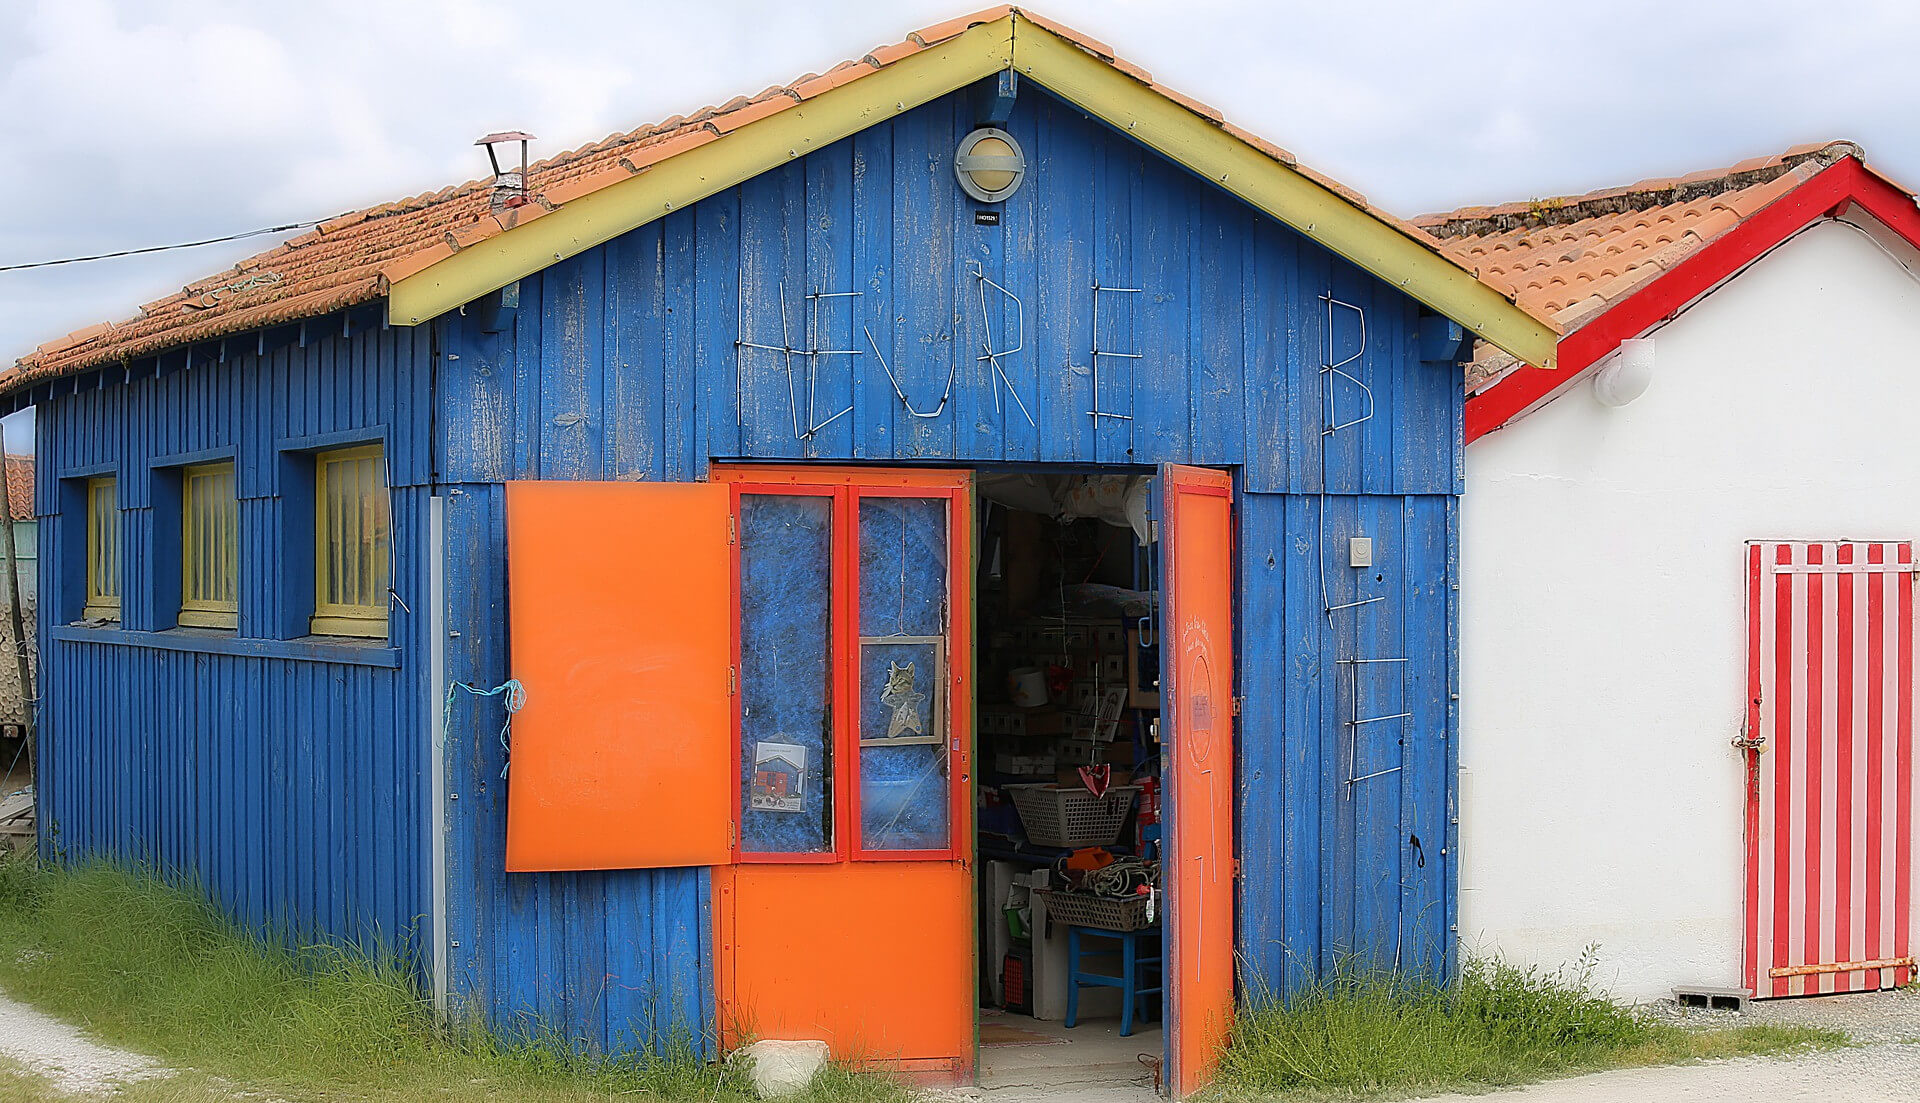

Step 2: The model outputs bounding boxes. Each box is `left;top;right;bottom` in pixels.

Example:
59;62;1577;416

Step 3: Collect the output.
1016;10;1114;58
909;6;1015;45
1784;139;1841;157
1219;121;1295;166
1155;84;1222;125
790;66;867;99
8;6;1519;390
1418;141;1868;388
864;40;924;68
540;165;633;208
4;458;30;521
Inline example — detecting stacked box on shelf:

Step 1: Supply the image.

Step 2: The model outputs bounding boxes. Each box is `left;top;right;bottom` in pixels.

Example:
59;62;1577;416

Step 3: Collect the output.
979;707;1072;738
993;753;1058;776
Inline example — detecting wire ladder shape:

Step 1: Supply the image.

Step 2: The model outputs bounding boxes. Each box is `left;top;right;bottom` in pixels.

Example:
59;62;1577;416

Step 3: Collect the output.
1313;294;1409;796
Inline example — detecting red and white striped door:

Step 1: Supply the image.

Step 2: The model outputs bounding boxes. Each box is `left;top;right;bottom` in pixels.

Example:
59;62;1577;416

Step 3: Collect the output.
1744;541;1914;997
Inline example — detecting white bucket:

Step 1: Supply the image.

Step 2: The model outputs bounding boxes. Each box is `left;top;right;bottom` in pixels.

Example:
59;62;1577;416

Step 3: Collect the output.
1008;667;1048;708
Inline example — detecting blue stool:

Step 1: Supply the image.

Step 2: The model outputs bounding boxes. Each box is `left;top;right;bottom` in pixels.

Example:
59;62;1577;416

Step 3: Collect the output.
1064;924;1162;1037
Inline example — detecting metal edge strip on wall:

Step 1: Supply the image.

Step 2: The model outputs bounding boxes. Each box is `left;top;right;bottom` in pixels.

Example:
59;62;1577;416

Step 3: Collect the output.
428;492;449;1017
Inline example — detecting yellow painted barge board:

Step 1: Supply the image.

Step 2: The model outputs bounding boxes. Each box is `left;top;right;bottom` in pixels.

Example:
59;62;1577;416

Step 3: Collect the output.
388;12;1557;370
386;19;1015;328
1007;21;1556;368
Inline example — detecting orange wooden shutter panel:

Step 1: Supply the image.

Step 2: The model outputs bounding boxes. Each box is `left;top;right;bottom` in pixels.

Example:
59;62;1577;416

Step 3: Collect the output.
504;481;734;871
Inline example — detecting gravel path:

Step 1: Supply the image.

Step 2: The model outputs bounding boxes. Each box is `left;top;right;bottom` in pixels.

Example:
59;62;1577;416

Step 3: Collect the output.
1645;982;1920;1044
1407;987;1920;1103
0;988;171;1094
1404;1041;1920;1103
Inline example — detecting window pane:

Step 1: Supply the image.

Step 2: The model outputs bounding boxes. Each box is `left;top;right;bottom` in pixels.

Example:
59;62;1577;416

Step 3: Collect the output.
859;497;946;637
89;479;119;606
90;488;101;598
738;493;834;854
370;458;389;600
182;465;237;615
219;468;236;603
192;477;205;599
857;496;950;852
314;448;388;626
96;488;106;597
355;457;373;606
109;482;119;597
322;459;339;604
345;458;364;606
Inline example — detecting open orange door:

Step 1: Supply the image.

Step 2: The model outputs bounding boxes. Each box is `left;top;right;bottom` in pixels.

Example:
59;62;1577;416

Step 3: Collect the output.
1160;464;1236;1096
503;481;733;871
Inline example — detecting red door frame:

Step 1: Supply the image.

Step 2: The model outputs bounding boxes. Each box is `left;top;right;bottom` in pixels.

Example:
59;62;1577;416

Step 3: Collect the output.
716;464;973;863
714;462;1242;1089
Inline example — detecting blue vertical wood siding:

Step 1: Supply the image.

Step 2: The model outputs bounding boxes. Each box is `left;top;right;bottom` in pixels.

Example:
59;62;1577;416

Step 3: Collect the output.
435;87;1460;493
1233;492;1457;996
34;321;433;959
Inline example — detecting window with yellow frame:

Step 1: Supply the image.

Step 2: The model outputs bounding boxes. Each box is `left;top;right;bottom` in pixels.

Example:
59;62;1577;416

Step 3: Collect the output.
83;475;120;622
178;462;238;629
311;444;390;638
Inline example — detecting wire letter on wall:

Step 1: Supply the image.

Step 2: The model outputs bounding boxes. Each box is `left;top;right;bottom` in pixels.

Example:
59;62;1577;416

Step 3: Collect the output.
971;260;1033;428
735;283;861;440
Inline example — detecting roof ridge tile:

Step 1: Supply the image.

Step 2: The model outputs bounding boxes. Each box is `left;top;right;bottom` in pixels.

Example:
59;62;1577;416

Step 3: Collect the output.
1416;140;1862;236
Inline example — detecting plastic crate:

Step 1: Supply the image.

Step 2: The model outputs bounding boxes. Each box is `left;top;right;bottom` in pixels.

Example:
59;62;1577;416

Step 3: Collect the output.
1002;949;1032;1013
1005;784;1139;848
1037;888;1155;932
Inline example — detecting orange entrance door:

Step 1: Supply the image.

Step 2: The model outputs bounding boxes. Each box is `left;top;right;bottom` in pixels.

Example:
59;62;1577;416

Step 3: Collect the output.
1160;464;1236;1096
712;466;974;1078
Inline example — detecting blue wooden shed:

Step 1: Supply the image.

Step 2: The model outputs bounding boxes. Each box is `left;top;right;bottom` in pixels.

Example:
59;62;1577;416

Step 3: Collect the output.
5;8;1554;1095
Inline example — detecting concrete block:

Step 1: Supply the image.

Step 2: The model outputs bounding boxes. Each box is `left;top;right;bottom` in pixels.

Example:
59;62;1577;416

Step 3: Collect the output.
737;1039;830;1098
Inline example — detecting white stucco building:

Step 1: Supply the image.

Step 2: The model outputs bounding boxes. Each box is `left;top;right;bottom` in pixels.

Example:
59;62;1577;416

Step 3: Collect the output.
1418;142;1920;1002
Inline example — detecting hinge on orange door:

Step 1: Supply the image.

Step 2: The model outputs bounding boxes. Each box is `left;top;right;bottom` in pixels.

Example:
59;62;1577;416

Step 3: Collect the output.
1232;858;1243;879
728;665;737;696
727;513;737;545
1232;696;1244;717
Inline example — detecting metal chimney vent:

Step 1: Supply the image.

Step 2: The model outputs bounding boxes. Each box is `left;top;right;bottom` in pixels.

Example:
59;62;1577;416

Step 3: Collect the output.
476;131;536;210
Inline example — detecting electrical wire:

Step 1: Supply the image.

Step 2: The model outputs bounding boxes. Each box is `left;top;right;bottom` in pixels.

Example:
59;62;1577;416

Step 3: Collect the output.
0;221;322;273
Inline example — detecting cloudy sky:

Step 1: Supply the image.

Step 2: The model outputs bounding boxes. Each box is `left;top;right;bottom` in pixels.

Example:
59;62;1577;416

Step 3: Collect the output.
2;0;1916;452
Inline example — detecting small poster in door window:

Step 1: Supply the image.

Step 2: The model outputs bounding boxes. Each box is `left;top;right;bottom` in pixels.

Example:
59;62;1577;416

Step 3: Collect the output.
1073;685;1129;743
751;741;808;813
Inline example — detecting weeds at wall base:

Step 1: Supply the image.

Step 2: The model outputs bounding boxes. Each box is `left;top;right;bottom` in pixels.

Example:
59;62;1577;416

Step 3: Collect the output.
0;856;909;1103
1206;952;1846;1102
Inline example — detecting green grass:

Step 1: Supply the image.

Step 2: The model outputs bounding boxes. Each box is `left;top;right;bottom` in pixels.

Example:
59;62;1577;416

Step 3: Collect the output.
0;855;914;1103
0;858;1853;1103
1208;954;1846;1102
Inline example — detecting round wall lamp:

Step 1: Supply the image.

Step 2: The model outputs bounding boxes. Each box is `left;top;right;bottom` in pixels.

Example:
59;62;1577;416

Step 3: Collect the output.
955;128;1026;203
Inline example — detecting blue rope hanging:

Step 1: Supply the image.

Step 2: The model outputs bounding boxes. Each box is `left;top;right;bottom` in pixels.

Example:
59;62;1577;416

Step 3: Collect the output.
445;679;527;779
